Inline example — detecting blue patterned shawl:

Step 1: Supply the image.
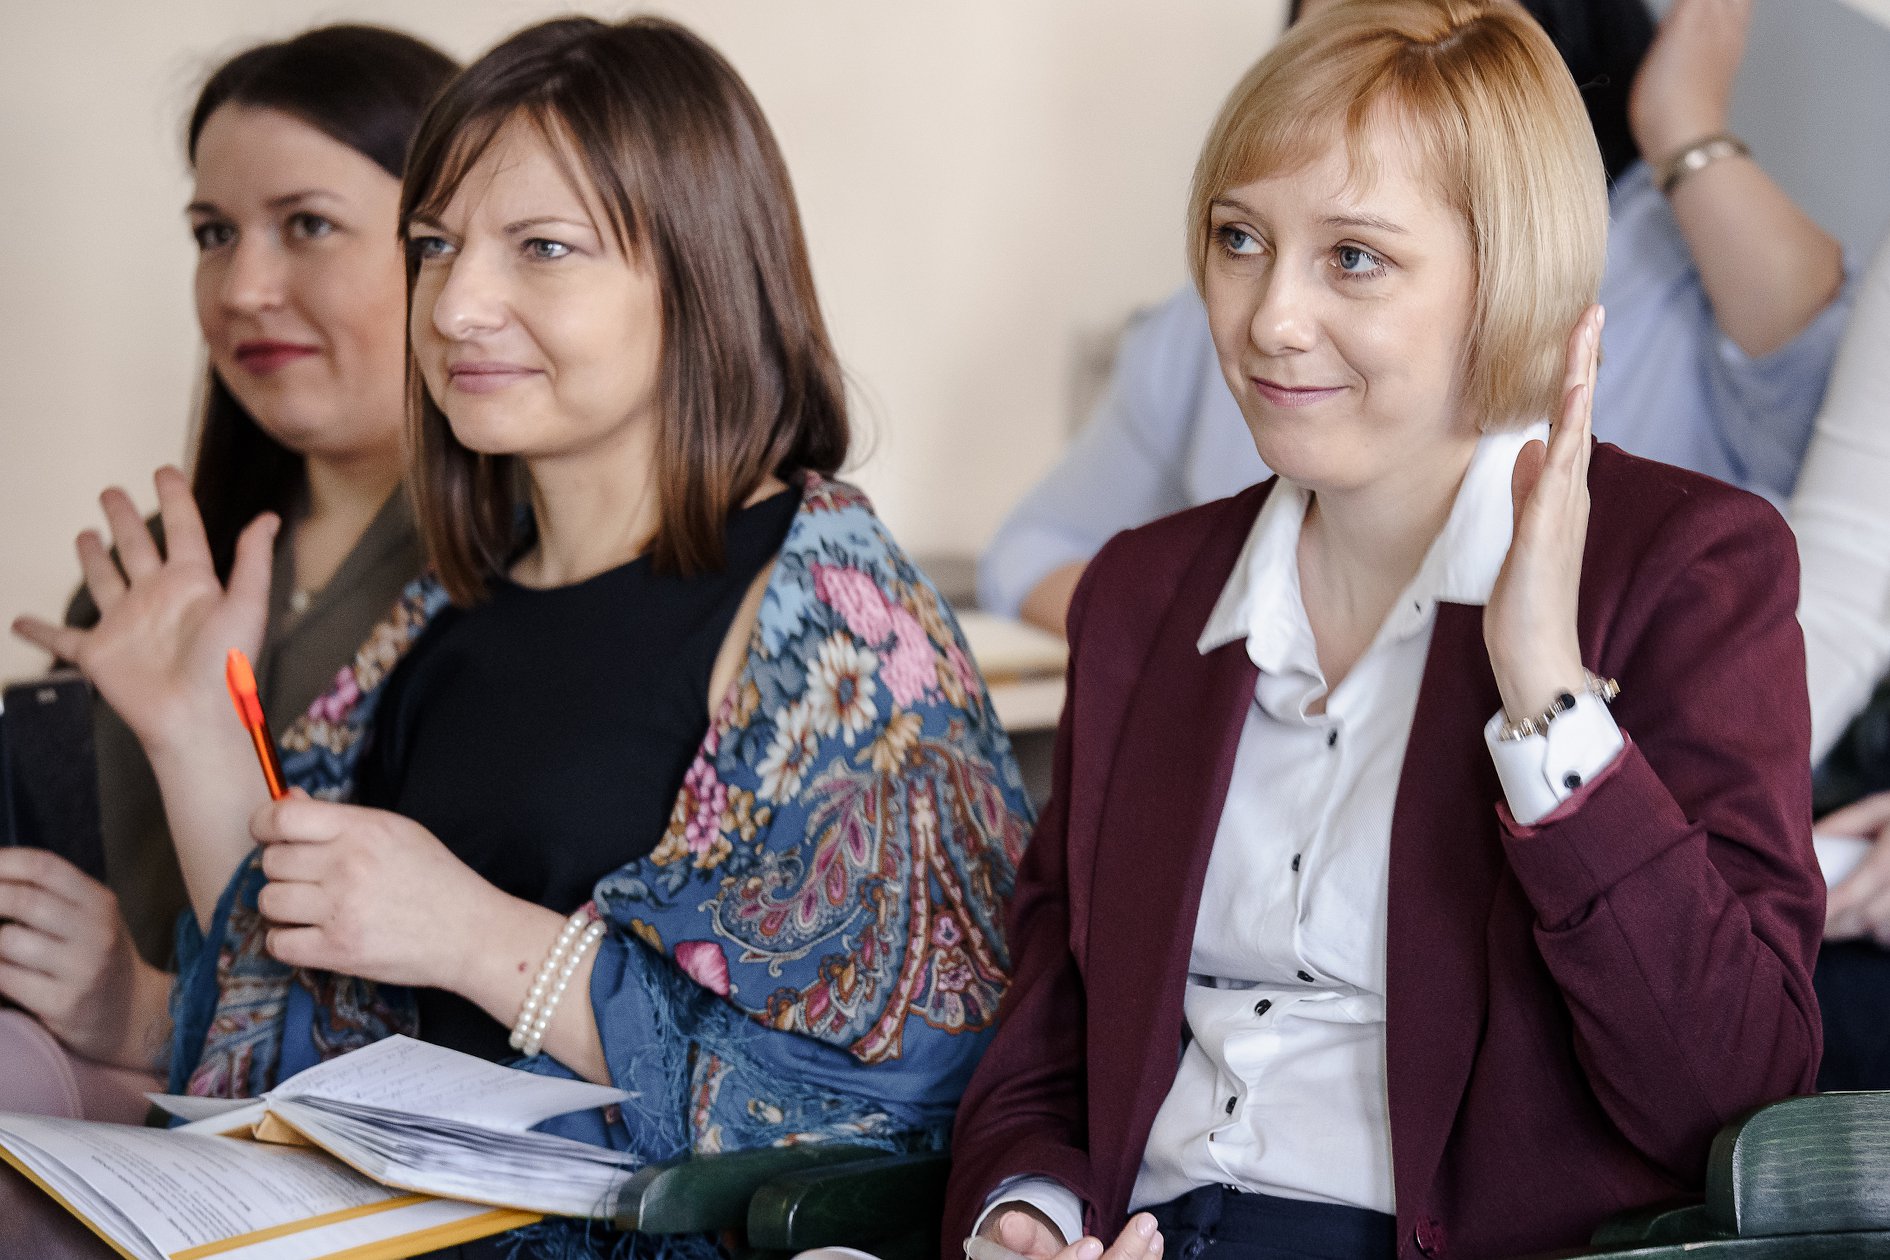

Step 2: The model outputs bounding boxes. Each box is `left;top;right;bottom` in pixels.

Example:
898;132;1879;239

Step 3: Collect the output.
169;476;1031;1179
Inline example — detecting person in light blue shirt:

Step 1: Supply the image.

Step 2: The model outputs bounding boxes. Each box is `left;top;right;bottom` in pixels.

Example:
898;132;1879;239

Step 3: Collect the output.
982;0;1851;632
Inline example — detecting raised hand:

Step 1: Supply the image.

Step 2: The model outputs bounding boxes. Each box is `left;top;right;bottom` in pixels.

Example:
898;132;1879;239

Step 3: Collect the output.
1484;305;1603;725
1629;0;1753;163
13;467;281;925
0;847;173;1070
11;466;276;753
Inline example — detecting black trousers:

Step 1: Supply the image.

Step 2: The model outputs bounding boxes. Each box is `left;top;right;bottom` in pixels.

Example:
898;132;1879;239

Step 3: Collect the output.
1815;940;1890;1091
1145;1185;1396;1260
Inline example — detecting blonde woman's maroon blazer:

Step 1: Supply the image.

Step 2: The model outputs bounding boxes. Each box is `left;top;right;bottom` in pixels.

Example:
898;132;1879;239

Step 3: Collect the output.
946;443;1823;1260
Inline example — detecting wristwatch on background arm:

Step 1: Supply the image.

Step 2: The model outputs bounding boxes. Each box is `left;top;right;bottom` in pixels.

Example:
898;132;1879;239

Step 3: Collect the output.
1658;133;1751;197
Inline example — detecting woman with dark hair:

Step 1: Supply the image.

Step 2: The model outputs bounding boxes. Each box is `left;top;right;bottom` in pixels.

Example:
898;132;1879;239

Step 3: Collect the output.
983;0;1849;637
0;23;455;1121
1;24;455;1259
22;15;1030;1259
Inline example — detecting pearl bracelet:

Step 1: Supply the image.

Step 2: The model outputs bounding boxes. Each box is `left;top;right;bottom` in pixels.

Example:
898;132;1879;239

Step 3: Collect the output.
1496;671;1621;743
510;904;606;1057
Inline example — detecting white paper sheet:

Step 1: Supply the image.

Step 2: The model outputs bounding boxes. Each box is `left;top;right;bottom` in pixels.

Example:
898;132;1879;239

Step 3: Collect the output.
263;1035;628;1131
0;1115;406;1256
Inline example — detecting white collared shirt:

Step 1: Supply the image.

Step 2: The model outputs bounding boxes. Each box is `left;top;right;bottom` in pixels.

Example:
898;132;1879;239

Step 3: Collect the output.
981;424;1623;1240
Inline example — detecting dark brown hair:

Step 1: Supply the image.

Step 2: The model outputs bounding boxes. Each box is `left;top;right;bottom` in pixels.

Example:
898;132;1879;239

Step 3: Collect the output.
184;25;457;579
400;16;850;604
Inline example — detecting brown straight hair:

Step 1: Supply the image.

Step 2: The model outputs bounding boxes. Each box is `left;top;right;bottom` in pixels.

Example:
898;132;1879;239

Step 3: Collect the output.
399;16;850;605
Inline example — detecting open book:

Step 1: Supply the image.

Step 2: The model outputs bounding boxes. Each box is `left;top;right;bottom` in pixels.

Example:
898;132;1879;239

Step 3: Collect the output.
0;1036;641;1260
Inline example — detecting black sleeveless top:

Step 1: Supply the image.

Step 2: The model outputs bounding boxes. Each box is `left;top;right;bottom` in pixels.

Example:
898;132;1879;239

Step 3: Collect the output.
354;488;800;1060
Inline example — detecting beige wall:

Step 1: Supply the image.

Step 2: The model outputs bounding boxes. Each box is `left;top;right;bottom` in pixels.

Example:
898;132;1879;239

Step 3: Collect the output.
0;1;1286;682
8;1;1887;686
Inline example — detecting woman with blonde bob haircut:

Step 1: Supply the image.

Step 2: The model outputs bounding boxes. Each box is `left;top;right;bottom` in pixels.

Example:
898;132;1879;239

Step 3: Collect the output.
949;2;1821;1258
1186;0;1608;433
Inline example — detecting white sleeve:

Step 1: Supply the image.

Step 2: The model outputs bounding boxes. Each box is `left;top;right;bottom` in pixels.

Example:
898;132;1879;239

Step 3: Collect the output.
971;1176;1086;1250
1790;233;1890;763
1484;691;1626;826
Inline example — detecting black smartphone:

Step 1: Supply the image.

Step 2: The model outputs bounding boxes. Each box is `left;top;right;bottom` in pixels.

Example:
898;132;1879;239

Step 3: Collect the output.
0;671;108;884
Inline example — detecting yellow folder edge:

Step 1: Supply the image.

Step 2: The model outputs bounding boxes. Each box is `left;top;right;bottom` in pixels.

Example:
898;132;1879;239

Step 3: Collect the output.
2;1140;539;1260
174;1193;430;1258
0;1143;144;1260
320;1207;543;1260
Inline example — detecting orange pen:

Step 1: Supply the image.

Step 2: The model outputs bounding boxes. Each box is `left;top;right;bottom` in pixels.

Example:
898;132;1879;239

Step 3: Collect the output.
225;648;287;801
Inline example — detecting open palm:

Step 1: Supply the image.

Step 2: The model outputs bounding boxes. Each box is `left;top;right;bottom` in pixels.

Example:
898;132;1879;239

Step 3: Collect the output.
12;466;275;752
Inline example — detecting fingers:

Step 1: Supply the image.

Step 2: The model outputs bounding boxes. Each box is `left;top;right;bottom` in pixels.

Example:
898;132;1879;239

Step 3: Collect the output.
100;487;162;582
1558;305;1593;408
258;837;330;883
1826;873;1874;934
1826;838;1890;936
249;796;351;847
265;925;328;970
153;466;214;569
257;879;335;929
1570;305;1602;486
1534;306;1602;526
0;921;61;977
1583;307;1602;430
76;529;127;614
0;845;104;906
0;959;61;1015
1509;440;1547;534
1827;876;1890;944
1817;792;1890;841
226;511;281;615
1551;307;1603;462
990;1207;1068;1259
1053;1214;1163;1260
10;615;86;665
0;880;75;942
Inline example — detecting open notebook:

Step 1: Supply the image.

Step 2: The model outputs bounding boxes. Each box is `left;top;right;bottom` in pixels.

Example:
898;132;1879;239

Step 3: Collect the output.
0;1036;639;1260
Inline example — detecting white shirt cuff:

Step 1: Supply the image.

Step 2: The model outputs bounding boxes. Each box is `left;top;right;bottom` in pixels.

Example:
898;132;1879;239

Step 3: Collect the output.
974;1176;1086;1250
1484;690;1625;825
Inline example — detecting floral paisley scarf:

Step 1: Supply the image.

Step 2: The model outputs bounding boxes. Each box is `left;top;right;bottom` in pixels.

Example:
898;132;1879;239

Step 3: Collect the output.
169;476;1032;1179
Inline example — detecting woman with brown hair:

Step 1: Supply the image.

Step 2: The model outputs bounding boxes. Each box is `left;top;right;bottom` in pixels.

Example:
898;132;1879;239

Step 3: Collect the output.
949;2;1821;1258
23;14;1030;1259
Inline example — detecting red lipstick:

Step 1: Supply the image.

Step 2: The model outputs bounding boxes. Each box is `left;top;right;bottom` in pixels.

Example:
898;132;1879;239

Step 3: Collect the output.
233;340;319;375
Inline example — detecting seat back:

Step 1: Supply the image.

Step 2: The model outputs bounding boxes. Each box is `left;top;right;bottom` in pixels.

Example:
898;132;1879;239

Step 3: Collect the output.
1710;1092;1890;1238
